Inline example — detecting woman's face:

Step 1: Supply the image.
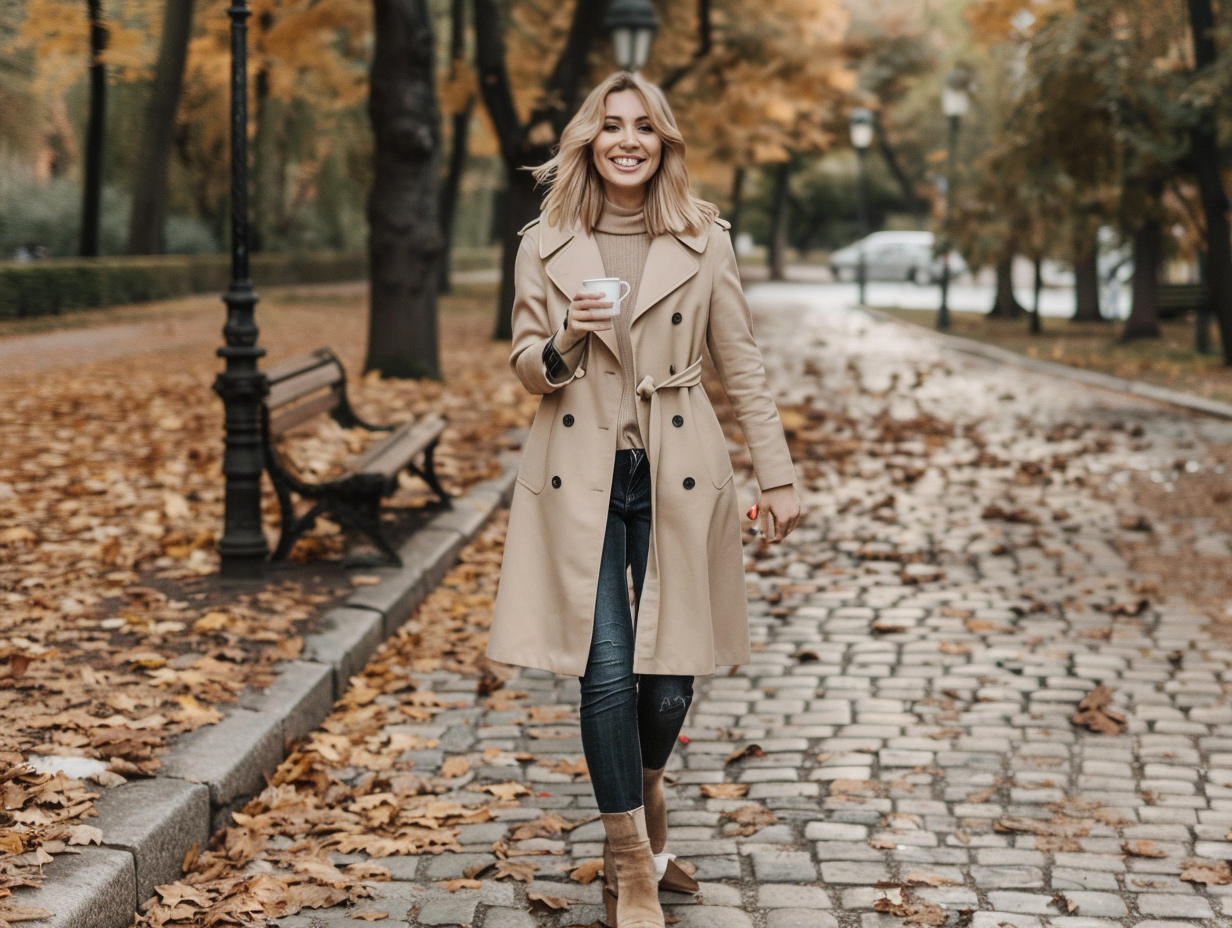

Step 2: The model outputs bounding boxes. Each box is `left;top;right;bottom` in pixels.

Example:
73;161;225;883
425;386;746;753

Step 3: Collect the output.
590;89;663;204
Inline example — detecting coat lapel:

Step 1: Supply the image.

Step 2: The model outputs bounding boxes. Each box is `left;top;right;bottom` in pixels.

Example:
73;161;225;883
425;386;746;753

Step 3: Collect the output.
630;233;699;326
544;225;620;363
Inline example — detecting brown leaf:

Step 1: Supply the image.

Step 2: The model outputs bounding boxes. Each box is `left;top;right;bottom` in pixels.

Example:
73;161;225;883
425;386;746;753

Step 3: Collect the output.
527;889;572;912
720;804;777;836
1071;686;1125;735
0;906;55;923
440;756;470;778
938;641;972;655
699;783;749;799
493;859;538;882
725;744;765;764
437;878;483;892
1181;859;1232;885
1122;839;1167;858
350;912;389;921
568;858;605;884
478;782;532;801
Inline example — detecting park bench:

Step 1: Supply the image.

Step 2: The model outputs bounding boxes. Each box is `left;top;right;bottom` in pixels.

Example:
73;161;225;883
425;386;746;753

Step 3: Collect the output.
1157;283;1207;320
261;348;449;566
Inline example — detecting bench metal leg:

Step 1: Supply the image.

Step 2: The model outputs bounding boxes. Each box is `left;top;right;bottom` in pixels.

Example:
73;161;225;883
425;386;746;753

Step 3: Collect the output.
406;439;451;508
328;493;402;567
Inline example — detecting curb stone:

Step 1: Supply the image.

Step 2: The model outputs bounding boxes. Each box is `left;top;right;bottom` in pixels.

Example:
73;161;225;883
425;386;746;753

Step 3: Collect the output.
18;457;519;927
861;306;1232;421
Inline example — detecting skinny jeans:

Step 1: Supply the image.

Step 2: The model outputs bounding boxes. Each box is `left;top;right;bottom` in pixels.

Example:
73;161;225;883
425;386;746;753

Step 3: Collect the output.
579;449;694;814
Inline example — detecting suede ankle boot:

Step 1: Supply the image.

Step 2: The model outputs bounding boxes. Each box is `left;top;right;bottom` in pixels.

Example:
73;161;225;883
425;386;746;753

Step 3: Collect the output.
641;767;700;895
601;806;665;928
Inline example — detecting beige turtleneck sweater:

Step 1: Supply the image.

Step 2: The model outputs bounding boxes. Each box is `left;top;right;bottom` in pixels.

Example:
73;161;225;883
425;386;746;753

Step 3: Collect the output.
554;200;651;450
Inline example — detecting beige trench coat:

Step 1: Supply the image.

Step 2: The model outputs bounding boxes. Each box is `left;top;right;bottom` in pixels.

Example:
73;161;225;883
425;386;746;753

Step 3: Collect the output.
486;213;796;677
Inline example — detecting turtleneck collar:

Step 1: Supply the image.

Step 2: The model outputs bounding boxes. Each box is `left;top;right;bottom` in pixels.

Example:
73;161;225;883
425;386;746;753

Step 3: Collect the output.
595;199;647;235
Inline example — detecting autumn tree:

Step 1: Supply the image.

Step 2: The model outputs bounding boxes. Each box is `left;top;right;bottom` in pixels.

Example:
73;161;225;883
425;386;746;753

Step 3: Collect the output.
128;0;195;254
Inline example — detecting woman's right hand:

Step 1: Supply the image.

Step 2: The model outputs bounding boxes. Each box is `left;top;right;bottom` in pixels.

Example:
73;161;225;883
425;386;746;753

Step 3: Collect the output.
558;290;616;352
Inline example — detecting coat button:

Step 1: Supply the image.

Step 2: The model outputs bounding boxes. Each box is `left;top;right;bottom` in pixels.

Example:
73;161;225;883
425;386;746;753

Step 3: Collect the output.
683;477;695;490
672;415;684;427
672;312;683;324
563;414;574;427
669;364;675;375
552;476;562;489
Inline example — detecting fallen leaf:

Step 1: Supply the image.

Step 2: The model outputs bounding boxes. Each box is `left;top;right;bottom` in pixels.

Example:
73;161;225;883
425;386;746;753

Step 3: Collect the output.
1181;859;1232;885
1122;839;1166;858
699;783;749;799
440;756;470;778
568;859;605;884
725;744;765;764
527;889;572;912
720;804;777;836
493;859;538;882
1070;686;1126;735
350;912;389;921
437;879;483;892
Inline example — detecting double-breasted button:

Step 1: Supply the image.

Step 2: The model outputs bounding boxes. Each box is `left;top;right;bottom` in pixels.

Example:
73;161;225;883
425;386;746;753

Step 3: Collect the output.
672;415;684;427
671;312;683;325
551;476;562;489
669;364;675;375
683;477;695;490
563;414;574;427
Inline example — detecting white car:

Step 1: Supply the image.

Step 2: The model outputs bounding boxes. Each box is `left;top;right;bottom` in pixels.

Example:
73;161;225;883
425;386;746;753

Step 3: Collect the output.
830;231;968;285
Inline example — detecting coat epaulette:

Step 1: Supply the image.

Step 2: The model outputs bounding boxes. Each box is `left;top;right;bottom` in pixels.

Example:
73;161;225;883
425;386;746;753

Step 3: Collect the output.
716;218;732;231
518;217;542;236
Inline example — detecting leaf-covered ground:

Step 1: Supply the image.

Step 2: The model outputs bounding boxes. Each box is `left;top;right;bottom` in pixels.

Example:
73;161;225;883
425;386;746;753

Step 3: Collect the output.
0;283;536;905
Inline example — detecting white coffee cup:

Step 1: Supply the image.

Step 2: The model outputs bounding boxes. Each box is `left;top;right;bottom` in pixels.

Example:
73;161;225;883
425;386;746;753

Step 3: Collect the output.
582;277;632;318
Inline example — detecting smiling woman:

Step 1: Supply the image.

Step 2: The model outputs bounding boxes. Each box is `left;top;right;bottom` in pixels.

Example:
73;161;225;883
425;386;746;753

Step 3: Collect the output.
487;70;802;928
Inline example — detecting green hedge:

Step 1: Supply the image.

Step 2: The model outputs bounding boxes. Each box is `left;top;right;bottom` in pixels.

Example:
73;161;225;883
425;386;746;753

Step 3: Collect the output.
0;252;367;320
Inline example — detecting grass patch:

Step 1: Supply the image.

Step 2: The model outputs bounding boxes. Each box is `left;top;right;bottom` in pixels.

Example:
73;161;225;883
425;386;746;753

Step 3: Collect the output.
878;306;1232;407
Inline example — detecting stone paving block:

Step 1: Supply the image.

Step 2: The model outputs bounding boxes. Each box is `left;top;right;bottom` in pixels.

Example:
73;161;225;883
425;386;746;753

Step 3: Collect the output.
158;705;284;811
1135;895;1215;919
415;893;480;925
7;847;136;928
663;907;754;928
821;861;889;884
765;911;840;928
94;777;209;904
481;909;537;928
240;659;336;746
1060;892;1129;917
302;606;385;692
986;891;1060;914
970;914;1041;928
750;850;816;882
758;885;832;908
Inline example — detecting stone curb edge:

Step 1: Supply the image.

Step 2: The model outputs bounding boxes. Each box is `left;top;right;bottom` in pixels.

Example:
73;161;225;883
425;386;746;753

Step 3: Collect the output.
18;455;520;928
861;307;1232;422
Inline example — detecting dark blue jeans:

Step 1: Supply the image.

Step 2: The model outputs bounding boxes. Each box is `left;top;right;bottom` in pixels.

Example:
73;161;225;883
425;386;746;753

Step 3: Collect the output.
580;449;694;814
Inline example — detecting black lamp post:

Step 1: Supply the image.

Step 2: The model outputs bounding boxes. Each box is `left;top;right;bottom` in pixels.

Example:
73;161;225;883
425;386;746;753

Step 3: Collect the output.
604;0;659;72
213;0;268;579
850;108;874;306
937;69;969;332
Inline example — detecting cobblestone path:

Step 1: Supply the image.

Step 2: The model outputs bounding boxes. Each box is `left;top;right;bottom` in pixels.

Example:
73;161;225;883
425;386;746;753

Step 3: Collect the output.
277;290;1232;928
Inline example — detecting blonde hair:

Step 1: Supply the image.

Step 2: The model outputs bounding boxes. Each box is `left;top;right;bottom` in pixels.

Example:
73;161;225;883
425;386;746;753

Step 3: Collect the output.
532;72;719;238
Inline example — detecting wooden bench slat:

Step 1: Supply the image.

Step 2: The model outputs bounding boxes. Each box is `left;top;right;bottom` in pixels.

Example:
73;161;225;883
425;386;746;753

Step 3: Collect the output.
269;392;338;436
267;361;344;409
265;348;335;384
356;414;447;478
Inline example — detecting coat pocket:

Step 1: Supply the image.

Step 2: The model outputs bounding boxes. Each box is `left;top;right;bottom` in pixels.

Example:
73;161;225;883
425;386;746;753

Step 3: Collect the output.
516;394;560;494
690;389;734;489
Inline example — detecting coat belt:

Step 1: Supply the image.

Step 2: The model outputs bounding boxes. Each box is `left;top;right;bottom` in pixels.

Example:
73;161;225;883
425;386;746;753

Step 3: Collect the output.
633;357;703;665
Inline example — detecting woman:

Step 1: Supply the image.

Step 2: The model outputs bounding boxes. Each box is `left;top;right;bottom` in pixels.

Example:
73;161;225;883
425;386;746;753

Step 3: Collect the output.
487;71;801;928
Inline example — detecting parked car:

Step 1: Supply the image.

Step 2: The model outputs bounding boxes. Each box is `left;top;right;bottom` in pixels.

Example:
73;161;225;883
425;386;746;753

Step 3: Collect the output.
829;231;968;285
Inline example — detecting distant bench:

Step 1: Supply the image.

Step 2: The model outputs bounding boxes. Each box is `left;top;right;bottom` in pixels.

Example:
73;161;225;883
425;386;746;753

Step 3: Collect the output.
1157;283;1207;320
261;348;449;565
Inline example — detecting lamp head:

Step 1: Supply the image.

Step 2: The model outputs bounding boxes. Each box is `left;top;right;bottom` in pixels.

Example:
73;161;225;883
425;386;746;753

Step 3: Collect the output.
604;0;660;72
850;108;875;150
942;69;971;118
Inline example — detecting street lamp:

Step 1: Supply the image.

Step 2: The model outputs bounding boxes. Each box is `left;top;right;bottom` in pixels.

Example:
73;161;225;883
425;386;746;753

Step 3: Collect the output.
850;108;875;306
604;0;659;72
937;68;970;332
213;0;268;579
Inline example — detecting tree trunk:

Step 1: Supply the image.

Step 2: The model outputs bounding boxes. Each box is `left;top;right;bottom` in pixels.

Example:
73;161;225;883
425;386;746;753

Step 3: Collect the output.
492;166;539;340
80;0;107;257
875;116;922;217
437;0;471;294
988;254;1025;318
472;0;611;337
1029;257;1043;334
1187;0;1232;365
728;166;745;245
127;0;195;254
768;161;791;281
1123;207;1163;341
1072;225;1102;321
365;0;442;380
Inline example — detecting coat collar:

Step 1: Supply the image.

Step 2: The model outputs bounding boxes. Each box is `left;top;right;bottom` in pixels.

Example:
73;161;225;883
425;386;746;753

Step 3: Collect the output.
539;215;713;366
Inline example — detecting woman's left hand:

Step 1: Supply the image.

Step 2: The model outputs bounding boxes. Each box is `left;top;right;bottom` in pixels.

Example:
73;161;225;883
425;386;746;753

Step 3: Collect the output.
756;485;803;544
